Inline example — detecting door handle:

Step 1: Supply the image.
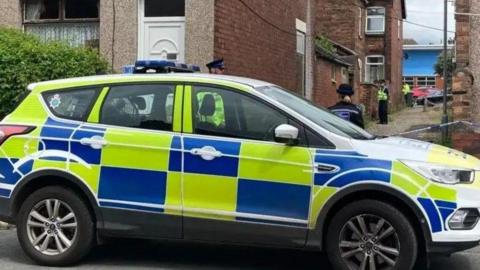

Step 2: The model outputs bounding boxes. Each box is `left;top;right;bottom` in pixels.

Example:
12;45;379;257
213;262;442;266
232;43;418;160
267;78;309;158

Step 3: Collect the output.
190;146;222;161
80;135;108;150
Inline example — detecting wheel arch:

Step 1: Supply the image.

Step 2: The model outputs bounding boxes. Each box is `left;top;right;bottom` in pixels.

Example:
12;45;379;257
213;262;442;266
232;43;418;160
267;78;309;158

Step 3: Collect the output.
307;184;432;254
10;169;103;228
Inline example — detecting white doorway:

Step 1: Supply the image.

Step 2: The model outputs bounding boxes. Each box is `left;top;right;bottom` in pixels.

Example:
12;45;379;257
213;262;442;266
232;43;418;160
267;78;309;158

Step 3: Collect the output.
138;0;185;62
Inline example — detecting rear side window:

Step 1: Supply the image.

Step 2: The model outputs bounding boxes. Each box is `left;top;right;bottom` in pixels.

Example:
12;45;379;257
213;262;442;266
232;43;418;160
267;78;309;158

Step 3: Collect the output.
43;88;98;121
100;84;175;131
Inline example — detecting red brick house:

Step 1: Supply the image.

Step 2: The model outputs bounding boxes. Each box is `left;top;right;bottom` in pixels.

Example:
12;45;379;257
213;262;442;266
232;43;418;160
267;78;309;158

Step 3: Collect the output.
315;0;406;116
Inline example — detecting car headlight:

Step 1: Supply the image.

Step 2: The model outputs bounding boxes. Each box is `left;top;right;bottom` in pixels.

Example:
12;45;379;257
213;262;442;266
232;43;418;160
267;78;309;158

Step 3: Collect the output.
401;160;475;185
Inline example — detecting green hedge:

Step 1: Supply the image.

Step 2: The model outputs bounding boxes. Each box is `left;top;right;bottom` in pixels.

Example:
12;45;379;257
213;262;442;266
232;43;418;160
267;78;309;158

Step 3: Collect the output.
0;28;109;117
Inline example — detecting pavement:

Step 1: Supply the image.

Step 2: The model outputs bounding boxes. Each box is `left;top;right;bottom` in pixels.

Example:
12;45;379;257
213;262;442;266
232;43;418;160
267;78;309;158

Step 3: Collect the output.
0;230;478;269
366;104;445;141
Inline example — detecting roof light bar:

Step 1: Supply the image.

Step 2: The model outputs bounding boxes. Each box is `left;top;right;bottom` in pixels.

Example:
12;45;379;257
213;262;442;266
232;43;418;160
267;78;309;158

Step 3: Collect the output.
127;60;201;74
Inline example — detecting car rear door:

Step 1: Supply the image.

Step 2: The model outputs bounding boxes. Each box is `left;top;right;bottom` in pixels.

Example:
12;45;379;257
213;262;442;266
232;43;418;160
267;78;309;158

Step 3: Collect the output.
180;84;314;247
87;83;184;239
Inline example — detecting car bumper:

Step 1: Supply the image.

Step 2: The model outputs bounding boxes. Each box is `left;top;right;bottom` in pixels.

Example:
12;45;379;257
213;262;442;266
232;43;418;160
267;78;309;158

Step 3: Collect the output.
428;240;479;255
428;187;480;253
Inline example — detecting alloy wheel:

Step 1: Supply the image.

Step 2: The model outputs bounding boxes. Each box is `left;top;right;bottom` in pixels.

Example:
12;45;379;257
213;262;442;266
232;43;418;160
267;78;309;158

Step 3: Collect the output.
26;199;78;256
338;214;400;270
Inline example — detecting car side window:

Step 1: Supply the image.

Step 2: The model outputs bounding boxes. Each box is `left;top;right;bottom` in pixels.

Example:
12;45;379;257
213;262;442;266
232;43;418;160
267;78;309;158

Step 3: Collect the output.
100;84;175;131
43;87;99;121
192;85;288;142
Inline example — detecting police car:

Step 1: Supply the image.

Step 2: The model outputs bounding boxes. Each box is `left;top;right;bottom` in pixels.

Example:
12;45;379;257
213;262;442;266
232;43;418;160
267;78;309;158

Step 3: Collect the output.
0;61;479;269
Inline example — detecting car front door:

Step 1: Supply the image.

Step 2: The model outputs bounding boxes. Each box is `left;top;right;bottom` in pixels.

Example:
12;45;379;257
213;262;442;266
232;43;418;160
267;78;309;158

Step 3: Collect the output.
88;83;184;239
181;84;314;247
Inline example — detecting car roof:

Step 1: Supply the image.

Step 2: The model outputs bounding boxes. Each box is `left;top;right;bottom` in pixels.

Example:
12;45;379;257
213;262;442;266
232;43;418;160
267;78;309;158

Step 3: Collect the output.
27;73;274;92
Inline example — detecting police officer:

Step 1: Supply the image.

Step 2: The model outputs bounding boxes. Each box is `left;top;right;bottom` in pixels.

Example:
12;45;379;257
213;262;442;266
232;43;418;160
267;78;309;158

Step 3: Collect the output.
377;80;389;124
206;58;225;74
402;82;412;107
329;84;364;128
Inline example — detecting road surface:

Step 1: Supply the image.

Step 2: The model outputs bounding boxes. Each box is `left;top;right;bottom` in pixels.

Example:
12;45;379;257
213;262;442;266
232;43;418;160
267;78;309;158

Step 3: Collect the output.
0;230;477;269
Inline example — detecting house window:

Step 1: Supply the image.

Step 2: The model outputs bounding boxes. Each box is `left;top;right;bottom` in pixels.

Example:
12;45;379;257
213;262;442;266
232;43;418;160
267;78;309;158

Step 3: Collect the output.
366;7;385;34
417;77;436;87
65;0;99;19
365;55;385;83
358;58;363;83
23;0;99;47
296;25;306;96
403;76;414;87
341;67;349;84
331;65;337;82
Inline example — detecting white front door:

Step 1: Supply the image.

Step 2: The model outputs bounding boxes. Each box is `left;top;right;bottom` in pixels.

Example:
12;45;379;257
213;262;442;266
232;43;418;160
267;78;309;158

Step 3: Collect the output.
138;0;185;62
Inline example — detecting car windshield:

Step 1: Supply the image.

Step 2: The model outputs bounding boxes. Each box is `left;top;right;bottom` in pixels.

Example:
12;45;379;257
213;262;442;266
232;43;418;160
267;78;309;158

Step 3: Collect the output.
256;86;375;140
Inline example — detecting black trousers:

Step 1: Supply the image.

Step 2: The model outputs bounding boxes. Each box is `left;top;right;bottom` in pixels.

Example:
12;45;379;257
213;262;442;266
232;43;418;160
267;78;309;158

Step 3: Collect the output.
378;101;388;124
404;93;413;107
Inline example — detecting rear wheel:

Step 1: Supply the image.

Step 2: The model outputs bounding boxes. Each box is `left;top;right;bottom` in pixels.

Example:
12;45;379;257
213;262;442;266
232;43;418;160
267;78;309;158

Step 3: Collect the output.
326;200;418;270
17;186;94;266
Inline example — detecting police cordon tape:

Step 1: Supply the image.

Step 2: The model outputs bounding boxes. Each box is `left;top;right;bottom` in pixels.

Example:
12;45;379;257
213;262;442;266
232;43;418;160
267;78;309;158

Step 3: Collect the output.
388;120;480;137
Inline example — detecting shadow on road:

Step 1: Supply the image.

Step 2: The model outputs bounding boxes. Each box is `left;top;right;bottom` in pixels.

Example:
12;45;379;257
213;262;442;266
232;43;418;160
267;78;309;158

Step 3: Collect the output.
84;239;331;269
0;231;474;270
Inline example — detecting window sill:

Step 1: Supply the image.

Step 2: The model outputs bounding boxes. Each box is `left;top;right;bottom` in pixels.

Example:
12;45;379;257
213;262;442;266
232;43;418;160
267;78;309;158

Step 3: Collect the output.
331;79;337;84
366;32;385;36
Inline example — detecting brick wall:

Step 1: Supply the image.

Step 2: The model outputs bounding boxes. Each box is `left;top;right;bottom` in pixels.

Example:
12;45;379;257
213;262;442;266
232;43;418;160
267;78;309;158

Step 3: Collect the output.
359;83;379;119
451;69;480;158
366;0;404;113
313;59;346;108
213;0;309;93
315;0;366;104
456;0;470;68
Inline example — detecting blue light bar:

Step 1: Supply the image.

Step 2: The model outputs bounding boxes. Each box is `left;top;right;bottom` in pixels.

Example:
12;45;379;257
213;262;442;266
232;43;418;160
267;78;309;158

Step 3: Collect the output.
131;60;200;74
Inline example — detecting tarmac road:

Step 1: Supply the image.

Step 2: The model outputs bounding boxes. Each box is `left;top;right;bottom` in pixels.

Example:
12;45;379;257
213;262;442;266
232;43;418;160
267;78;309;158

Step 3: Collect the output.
0;229;478;269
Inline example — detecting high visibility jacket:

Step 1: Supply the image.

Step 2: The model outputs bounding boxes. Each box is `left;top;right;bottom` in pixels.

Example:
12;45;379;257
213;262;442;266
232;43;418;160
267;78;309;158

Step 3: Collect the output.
378;87;388;101
402;84;411;95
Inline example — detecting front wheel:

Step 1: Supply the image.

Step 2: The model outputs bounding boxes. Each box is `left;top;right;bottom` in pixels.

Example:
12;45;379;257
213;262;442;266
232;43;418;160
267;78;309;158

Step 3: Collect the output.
17;186;95;266
326;200;418;270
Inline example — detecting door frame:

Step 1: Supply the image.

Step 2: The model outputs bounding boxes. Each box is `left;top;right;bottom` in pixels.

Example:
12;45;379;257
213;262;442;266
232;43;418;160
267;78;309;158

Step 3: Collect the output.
137;0;186;60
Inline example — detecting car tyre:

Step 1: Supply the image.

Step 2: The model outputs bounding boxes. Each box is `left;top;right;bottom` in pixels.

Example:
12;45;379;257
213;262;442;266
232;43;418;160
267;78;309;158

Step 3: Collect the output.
17;186;94;266
326;199;418;270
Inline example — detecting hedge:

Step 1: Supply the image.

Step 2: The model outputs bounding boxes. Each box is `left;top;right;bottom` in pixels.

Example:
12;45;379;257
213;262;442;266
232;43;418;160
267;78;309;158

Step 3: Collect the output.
0;28;109;118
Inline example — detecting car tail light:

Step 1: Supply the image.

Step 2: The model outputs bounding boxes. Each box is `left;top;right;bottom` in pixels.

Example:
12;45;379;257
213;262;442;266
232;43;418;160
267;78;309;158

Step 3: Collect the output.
0;125;35;146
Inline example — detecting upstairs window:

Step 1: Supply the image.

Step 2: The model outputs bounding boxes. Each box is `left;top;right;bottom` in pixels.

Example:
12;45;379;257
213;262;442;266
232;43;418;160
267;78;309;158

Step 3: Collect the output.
366;7;385;34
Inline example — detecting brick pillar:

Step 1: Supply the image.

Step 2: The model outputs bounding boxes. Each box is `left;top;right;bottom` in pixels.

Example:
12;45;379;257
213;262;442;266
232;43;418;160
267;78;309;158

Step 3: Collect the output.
451;68;480;157
359;83;379;120
452;68;473;120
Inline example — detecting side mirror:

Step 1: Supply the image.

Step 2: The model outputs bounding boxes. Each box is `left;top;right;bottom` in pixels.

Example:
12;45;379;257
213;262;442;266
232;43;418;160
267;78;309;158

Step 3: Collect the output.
274;124;299;145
